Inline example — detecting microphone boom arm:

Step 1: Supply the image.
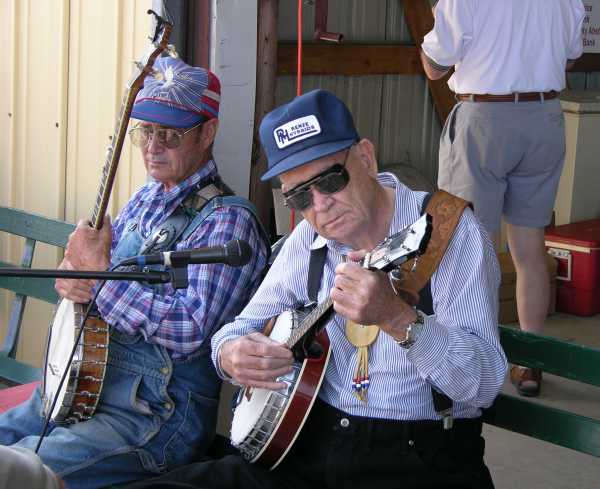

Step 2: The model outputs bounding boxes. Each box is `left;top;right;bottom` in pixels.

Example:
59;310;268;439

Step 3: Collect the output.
0;267;182;287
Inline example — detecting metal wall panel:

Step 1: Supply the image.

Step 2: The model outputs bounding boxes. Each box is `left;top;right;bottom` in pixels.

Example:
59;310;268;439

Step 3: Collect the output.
0;0;151;368
276;1;600;188
278;0;410;42
277;0;441;186
0;0;70;368
65;0;151;224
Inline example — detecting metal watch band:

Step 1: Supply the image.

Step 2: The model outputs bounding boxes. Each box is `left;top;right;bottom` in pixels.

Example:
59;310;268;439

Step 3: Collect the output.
396;309;425;349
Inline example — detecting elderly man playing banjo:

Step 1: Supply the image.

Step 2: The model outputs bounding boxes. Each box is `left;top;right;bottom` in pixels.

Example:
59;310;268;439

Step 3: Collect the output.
128;89;507;489
0;57;269;489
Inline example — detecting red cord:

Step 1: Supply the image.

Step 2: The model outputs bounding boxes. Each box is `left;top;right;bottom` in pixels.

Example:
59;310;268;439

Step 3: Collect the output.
290;0;303;231
296;0;303;96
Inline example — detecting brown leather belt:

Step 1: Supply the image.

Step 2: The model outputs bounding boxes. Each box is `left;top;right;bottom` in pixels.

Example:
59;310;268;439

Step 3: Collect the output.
456;91;559;103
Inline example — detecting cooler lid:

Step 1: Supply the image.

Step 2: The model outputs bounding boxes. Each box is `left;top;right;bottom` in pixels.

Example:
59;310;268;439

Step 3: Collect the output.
545;219;600;249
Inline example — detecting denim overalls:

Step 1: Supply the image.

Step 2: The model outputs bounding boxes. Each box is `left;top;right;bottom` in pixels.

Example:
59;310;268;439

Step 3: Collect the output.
0;195;264;489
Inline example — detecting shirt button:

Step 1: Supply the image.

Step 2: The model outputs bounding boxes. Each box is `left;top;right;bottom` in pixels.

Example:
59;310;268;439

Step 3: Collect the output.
340;418;350;428
160;367;169;375
164;402;172;410
408;439;415;447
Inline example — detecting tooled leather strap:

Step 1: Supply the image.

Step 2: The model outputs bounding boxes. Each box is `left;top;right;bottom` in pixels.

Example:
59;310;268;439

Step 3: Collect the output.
397;190;472;296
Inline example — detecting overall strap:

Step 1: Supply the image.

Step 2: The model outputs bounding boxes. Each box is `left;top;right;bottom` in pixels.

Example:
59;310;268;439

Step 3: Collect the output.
139;177;233;255
180;177;270;260
181;195;270;260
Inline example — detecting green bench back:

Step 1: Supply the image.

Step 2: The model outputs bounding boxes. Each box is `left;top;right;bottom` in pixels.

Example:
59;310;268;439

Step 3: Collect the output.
483;325;600;457
0;206;75;385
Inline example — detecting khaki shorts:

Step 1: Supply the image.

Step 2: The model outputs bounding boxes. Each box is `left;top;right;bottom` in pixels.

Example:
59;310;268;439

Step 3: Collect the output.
437;99;565;233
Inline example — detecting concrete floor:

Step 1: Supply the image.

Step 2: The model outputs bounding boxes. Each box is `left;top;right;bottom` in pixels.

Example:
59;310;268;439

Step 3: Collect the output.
486;313;600;489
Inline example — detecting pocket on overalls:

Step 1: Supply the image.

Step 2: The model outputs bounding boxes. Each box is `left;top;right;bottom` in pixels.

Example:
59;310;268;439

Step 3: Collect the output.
162;390;219;468
100;332;155;417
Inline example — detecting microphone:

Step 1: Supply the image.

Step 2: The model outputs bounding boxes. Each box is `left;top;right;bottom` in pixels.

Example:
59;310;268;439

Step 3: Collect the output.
119;239;252;268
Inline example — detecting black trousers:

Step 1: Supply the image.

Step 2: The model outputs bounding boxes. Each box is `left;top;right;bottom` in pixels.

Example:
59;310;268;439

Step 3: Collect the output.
126;399;495;489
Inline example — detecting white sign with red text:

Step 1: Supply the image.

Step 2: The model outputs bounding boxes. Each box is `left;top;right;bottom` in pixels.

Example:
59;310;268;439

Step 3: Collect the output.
583;1;600;53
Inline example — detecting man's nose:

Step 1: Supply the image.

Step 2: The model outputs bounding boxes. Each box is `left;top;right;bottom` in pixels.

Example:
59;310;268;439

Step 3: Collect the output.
146;132;164;153
310;187;333;211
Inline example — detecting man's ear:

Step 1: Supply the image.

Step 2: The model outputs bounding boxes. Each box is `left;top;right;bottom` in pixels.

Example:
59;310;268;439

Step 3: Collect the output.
354;139;378;177
199;118;219;147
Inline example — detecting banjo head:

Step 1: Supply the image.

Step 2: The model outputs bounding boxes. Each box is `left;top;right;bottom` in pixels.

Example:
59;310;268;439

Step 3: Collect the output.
42;299;109;423
230;310;299;449
42;299;79;421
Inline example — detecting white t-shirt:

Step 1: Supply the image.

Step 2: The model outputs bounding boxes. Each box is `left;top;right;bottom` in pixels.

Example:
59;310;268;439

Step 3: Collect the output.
421;0;585;94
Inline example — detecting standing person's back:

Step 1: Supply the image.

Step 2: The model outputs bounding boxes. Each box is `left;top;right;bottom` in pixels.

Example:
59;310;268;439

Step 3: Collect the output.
427;0;585;95
421;0;584;397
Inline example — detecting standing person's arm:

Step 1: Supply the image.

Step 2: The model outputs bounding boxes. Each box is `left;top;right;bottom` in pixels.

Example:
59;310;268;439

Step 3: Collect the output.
420;0;473;80
420;51;451;80
566;0;586;70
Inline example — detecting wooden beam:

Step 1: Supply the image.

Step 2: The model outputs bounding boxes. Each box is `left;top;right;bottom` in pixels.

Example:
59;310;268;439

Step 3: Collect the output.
250;0;278;237
277;43;423;75
403;0;456;123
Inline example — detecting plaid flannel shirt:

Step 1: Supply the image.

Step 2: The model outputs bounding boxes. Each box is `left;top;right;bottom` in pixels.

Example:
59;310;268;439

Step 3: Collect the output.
95;160;268;359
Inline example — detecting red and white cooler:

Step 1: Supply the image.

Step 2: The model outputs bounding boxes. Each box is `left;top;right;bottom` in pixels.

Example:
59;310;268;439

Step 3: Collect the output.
545;219;600;316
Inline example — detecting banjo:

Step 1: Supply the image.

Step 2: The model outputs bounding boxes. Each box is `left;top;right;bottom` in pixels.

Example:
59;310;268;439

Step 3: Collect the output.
41;13;173;424
230;213;432;469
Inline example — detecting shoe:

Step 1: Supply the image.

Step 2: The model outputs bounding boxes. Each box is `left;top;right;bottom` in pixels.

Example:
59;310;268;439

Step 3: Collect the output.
510;366;542;397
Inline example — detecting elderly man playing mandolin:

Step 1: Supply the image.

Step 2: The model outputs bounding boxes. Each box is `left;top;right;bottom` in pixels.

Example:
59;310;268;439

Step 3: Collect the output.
129;89;507;489
0;57;269;489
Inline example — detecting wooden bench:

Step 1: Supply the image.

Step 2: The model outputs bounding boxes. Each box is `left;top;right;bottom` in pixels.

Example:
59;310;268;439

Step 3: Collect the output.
0;206;74;386
483;325;600;457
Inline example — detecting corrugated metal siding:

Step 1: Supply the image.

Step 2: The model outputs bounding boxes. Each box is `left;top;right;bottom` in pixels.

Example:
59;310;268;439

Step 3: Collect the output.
0;0;151;368
277;0;441;187
277;1;600;188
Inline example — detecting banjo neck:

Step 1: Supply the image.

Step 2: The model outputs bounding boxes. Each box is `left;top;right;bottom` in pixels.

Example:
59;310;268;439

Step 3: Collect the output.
283;214;432;350
90;84;138;229
90;15;173;230
284;298;333;349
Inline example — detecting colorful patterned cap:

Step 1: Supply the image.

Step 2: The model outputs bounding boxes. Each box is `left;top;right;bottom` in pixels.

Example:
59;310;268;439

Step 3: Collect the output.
131;56;221;128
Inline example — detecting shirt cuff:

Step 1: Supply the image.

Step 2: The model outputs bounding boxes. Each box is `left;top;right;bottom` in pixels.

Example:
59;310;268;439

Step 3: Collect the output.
406;316;450;379
212;334;243;384
420;48;453;73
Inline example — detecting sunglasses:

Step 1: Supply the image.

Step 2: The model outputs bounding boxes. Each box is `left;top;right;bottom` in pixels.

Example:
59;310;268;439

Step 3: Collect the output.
282;149;351;211
128;121;203;149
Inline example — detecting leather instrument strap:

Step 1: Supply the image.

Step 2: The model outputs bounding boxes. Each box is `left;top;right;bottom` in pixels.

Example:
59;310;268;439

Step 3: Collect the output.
396;190;472;297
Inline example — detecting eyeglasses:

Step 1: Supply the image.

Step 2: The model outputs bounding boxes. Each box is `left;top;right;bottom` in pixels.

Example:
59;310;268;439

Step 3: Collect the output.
282;149;351;211
128;121;203;149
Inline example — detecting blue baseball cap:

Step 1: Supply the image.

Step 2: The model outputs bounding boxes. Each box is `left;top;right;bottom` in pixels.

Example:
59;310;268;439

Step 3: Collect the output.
131;57;221;129
260;89;359;181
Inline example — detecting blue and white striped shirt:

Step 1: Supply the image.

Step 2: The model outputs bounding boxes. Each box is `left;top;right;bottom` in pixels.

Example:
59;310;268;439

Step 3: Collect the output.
212;173;507;420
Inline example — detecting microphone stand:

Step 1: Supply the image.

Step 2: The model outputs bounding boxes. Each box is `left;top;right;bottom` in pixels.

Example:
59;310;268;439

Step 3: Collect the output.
0;261;189;452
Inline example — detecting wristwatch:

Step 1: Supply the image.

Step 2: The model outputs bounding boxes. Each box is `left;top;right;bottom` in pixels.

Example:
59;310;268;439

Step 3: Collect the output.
395;309;425;349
